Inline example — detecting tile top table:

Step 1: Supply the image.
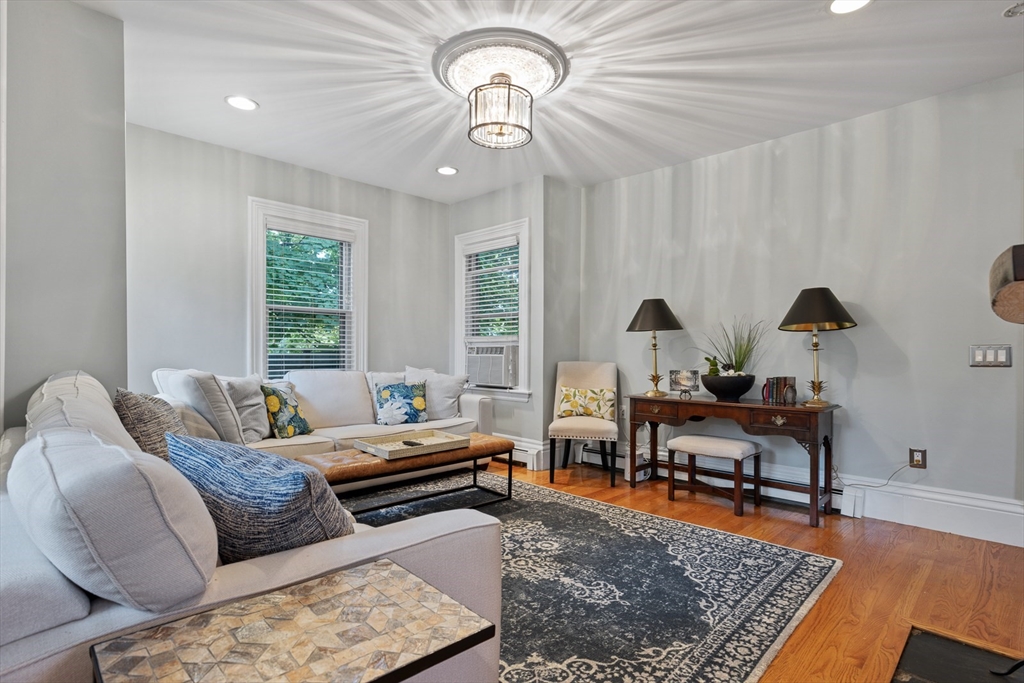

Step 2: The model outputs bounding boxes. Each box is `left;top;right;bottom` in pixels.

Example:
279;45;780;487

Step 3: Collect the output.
91;559;495;683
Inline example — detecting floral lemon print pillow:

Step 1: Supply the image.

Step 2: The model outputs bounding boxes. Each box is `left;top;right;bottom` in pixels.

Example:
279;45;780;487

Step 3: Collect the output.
261;385;313;439
558;386;616;421
375;382;428;426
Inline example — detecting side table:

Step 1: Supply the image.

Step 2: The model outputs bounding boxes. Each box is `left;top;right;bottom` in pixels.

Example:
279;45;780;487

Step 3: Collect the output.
91;559;495;683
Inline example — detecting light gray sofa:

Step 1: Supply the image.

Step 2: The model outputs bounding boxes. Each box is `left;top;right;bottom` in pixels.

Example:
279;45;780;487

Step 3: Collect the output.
153;368;495;492
0;371;501;683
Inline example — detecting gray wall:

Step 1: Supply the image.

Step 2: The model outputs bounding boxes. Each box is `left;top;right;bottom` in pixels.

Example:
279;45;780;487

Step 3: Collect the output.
126;124;450;393
582;72;1024;501
450;177;547;442
3;0;126;427
542;177;583;429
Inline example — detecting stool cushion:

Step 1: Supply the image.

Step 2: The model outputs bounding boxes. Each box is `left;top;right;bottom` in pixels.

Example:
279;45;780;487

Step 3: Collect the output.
548;416;618;440
666;435;761;460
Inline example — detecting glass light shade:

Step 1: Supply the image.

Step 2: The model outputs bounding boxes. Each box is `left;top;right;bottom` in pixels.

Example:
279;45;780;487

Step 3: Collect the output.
468;81;533;149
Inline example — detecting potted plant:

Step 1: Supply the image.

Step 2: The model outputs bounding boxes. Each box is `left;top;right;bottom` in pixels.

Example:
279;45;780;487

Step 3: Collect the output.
699;318;769;402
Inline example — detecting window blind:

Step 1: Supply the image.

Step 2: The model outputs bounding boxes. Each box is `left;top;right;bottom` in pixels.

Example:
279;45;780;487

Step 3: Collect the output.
265;229;353;379
464;244;520;342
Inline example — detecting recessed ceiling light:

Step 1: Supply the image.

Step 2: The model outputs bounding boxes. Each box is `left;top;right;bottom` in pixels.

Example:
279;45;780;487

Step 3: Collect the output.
436;166;459;176
225;95;259;111
829;0;872;13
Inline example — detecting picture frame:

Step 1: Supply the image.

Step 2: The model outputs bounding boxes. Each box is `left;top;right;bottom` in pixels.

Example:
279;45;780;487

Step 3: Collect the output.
670;369;700;393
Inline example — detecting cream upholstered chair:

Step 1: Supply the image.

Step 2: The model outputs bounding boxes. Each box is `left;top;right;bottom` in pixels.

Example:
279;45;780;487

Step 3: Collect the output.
548;361;618;486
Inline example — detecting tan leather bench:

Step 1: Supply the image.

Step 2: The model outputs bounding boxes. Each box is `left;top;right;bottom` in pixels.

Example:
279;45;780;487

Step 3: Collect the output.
296;432;516;512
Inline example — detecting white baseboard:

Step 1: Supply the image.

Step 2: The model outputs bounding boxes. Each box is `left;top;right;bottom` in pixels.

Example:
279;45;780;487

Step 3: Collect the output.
495;437;1024;547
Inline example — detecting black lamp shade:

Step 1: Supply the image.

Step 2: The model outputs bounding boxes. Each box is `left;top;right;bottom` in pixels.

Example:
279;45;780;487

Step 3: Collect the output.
626;299;683;332
779;287;857;332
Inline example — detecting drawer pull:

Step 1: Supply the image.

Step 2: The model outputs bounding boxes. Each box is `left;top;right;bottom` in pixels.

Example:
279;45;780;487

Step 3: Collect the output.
772;415;787;427
650;405;661;414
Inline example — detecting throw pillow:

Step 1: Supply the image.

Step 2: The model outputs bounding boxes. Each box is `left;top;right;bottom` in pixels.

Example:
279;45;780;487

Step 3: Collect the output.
220;374;272;443
7;428;218;612
366;371;405;419
113;388;189;461
261;384;313;439
154;369;246;444
375;382;428;426
166;434;354;564
405;366;468;420
557;386;616;420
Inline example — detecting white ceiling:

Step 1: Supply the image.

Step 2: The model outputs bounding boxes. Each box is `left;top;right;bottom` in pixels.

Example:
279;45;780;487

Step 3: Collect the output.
78;0;1024;204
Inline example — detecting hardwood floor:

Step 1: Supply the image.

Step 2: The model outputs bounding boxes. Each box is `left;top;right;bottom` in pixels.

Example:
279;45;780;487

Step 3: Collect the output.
485;461;1024;682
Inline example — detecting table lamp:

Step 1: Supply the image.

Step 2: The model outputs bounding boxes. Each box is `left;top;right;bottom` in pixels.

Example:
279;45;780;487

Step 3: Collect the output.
626;299;683;397
779;287;857;407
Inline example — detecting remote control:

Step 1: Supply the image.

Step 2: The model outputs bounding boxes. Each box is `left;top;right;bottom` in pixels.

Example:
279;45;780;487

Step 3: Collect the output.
402;440;422;447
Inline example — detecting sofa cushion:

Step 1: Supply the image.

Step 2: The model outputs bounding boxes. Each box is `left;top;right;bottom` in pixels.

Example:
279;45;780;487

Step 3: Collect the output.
375;382;428;426
246;433;337;459
221;374;272;443
113;389;188;461
405;367;469;420
0;493;91;646
156;394;221;440
261;384;314;439
154;369;245;444
166;434;354;564
285;370;375;428
26;370;112;413
0;426;26;493
6;428;218;612
26;395;141;453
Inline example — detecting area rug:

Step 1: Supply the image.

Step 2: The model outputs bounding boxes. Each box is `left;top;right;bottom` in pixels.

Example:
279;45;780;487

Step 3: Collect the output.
343;472;842;683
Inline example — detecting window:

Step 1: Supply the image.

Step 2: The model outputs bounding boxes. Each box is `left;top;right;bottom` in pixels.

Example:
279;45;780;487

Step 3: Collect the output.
454;219;530;399
249;198;367;379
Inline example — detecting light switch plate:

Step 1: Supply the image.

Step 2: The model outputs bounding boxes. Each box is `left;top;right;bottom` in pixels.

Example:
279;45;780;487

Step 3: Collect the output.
969;345;1012;367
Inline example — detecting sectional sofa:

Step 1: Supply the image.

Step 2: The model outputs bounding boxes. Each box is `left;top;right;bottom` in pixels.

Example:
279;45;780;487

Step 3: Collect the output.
0;371;501;682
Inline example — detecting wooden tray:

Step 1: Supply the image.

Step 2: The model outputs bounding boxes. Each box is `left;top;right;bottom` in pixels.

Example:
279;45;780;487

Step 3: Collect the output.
353;430;471;460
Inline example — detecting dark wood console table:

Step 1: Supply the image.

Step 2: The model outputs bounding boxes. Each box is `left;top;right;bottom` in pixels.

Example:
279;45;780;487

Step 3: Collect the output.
628;395;840;527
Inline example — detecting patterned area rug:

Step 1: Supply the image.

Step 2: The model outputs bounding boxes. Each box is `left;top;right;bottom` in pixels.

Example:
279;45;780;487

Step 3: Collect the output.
344;472;842;683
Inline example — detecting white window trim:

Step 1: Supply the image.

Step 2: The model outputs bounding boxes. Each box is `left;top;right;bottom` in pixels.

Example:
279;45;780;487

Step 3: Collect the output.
454;218;531;402
248;197;368;377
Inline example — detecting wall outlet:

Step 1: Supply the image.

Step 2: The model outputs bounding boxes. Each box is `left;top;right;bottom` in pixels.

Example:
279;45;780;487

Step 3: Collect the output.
909;448;927;469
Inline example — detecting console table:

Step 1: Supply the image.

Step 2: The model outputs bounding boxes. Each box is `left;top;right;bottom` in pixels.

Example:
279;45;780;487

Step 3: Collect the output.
628;395;840;527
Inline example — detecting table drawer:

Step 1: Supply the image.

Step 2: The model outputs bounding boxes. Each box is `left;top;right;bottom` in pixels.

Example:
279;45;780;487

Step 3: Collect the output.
633;400;677;420
750;411;811;435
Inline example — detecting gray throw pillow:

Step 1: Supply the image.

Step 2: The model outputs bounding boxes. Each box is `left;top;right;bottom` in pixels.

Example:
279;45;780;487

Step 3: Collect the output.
167;434;354;564
113;388;188;461
405;366;468;419
220;374;272;444
7;428;218;612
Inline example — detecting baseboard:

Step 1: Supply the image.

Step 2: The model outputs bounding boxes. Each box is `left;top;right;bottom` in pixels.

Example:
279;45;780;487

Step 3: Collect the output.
495;433;548;470
579;443;1024;547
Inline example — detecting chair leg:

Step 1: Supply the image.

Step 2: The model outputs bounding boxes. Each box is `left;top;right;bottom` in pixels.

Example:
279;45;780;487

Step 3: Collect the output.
753;453;762;506
733;459;744;516
562;438;572;468
667;449;676;501
687;453;696;490
549;438;556;483
610;441;617;488
598;441;609;470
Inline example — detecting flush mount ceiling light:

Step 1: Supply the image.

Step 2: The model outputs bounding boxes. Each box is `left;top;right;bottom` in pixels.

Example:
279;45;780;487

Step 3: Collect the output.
829;0;872;14
433;28;569;149
225;95;259;111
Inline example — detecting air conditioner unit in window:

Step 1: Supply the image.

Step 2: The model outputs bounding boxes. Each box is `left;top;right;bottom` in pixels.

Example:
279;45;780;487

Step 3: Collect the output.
466;344;518;388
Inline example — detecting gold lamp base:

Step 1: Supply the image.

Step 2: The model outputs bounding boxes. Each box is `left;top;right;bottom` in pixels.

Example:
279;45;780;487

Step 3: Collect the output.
802;379;829;407
645;389;668;397
802;397;831;407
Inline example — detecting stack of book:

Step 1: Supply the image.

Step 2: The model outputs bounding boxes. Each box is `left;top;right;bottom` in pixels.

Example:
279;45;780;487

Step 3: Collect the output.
764;376;796;405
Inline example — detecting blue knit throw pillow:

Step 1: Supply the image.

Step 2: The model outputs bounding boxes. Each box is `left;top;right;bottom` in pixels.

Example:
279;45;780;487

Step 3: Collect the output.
166;434;353;563
375;381;428;426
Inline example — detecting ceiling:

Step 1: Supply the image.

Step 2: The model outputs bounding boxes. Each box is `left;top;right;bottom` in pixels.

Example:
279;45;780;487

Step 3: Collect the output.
78;0;1024;205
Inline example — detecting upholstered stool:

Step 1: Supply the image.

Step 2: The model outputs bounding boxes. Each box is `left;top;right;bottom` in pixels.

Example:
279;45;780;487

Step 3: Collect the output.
666;435;762;516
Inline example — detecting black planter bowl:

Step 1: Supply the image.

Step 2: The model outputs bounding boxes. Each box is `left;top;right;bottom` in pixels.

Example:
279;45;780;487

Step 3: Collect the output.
701;374;757;402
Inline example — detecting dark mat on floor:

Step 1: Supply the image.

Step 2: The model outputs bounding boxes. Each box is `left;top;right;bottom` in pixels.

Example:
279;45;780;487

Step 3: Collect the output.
893;628;1024;683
